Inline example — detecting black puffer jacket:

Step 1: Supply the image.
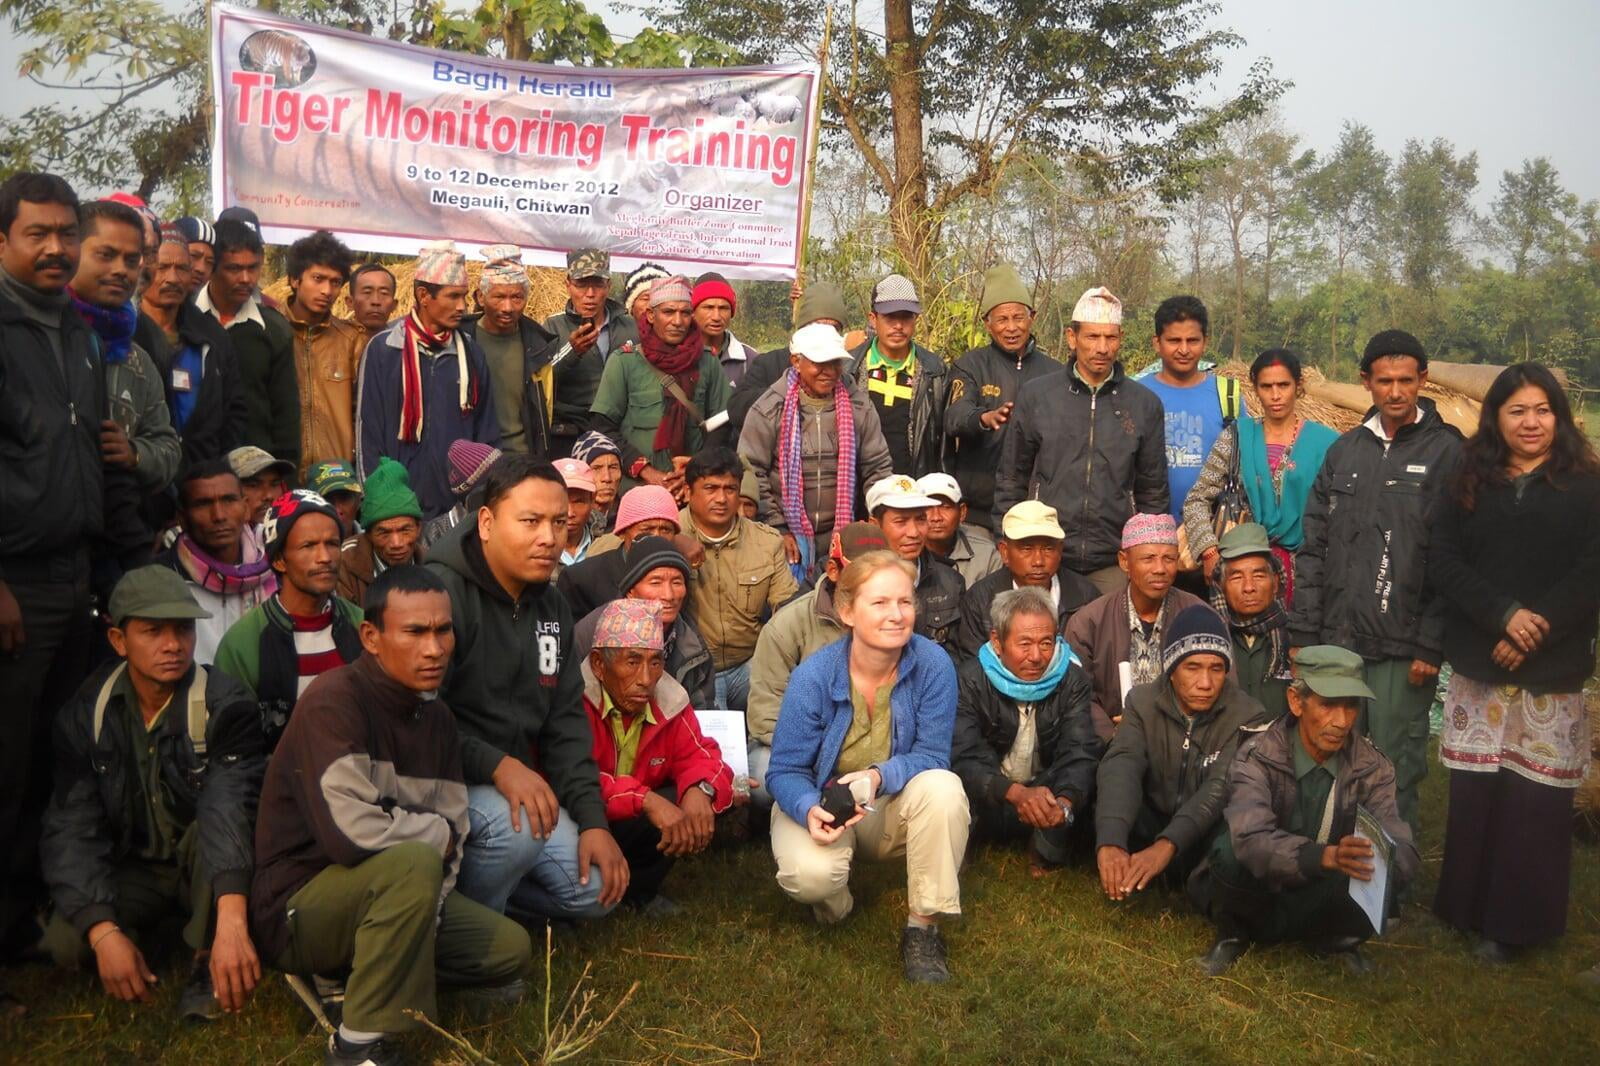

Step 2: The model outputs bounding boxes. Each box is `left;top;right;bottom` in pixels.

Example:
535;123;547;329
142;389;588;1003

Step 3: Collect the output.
40;662;267;934
1289;398;1462;663
849;341;948;478
951;656;1104;810
942;338;1061;529
1094;676;1269;854
995;361;1169;573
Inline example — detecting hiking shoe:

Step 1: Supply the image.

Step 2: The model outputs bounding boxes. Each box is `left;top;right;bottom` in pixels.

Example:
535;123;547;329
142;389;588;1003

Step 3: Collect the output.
900;925;951;984
1195;937;1248;977
178;958;220;1023
325;1032;406;1066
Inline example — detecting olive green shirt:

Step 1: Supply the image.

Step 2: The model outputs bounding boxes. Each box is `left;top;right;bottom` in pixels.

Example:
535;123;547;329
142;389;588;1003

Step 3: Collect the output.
835;676;894;776
121;676;183;863
1289;727;1340;843
602;688;656;778
1233;634;1290;719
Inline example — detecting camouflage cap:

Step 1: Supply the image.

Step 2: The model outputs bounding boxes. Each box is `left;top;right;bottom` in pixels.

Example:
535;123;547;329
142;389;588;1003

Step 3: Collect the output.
566;247;610;281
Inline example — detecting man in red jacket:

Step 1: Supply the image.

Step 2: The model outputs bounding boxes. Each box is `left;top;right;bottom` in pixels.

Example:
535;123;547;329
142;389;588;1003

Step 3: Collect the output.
583;598;738;914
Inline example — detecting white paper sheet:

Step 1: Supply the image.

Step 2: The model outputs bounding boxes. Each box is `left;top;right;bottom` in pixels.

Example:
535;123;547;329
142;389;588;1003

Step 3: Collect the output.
694;710;749;782
1349;805;1393;936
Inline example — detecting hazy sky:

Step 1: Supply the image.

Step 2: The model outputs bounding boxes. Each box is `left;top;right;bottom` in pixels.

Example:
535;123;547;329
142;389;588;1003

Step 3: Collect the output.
2;0;1595;204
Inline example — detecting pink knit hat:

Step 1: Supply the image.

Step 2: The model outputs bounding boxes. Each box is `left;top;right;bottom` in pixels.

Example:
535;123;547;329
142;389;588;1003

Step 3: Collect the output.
1121;512;1178;549
448;439;503;497
649;275;693;307
614;485;681;534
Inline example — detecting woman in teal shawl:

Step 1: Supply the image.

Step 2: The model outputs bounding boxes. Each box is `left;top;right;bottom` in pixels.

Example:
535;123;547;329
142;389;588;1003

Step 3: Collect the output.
1180;349;1337;602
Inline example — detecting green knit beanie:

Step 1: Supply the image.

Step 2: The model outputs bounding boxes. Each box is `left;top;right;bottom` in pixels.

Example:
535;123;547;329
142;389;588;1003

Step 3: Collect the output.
360;458;424;526
979;264;1033;319
796;281;848;328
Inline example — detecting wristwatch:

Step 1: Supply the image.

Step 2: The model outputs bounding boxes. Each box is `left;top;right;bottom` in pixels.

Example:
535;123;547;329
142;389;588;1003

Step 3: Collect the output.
695;780;717;800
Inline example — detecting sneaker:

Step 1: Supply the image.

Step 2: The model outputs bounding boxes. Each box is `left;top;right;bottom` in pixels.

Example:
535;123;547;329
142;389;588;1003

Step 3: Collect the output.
325;1032;406;1066
178;958;220;1023
637;895;682;919
900;925;951;984
1195;937;1248;977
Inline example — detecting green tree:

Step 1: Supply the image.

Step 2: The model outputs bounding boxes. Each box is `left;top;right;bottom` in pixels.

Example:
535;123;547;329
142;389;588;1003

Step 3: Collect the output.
657;0;1280;297
1304;122;1391;367
1488;157;1581;279
1393;137;1477;296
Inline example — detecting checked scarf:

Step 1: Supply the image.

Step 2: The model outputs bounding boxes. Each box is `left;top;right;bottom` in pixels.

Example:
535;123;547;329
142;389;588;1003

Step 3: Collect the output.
1207;555;1293;683
69;290;137;364
173;525;277;604
399;310;477;443
638;315;705;455
777;368;855;549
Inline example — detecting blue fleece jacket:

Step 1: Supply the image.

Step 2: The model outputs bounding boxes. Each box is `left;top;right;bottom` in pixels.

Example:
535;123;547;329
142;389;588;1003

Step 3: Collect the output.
767;634;957;825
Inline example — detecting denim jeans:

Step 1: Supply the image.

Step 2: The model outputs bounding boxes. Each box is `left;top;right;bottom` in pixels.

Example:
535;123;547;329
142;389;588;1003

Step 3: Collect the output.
746;740;773;809
455;785;616;921
713;660;752;712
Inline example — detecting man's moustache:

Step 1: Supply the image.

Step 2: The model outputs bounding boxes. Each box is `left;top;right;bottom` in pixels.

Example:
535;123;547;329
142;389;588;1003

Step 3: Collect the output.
35;255;73;272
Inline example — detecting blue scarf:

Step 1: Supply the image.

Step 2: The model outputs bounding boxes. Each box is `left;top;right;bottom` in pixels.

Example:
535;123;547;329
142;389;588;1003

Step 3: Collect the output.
69;290;137;365
978;639;1079;702
1236;416;1339;550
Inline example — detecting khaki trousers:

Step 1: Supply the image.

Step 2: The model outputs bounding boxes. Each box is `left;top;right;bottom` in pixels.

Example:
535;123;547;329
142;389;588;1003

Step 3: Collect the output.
771;768;969;924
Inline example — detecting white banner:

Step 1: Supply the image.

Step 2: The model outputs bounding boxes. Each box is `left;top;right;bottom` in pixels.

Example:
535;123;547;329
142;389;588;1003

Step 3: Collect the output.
209;4;820;279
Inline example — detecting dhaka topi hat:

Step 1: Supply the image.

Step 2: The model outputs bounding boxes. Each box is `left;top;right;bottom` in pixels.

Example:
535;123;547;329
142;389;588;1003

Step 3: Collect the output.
592;597;665;651
1121;512;1178;550
649;274;693;307
1071;286;1123;326
415;240;467;287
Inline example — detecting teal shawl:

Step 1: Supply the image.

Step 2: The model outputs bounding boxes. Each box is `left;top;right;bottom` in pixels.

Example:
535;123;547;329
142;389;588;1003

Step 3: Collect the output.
1236;417;1338;550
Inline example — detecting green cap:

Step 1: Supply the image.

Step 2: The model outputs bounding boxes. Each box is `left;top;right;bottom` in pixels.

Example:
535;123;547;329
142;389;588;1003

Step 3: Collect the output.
360;457;424;527
108;566;211;627
795;281;848;328
979;263;1032;319
566;247;610;281
1217;522;1272;560
310;460;361;497
1293;646;1375;700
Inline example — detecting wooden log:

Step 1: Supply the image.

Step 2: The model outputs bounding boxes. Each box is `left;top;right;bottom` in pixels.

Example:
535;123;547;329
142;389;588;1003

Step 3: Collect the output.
1426;361;1570;402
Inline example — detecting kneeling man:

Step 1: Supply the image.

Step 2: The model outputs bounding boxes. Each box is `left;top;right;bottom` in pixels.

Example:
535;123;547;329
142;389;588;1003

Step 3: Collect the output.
1190;646;1419;976
583;598;737;912
252;566;532;1066
952;587;1103;874
40;566;268;1022
1094;604;1270;902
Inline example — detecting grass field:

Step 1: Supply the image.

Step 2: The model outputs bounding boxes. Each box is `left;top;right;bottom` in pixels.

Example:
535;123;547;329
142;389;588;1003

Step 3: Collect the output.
5;744;1599;1066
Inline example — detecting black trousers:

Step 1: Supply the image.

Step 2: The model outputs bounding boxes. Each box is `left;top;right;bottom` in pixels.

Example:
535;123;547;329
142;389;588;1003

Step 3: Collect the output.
1434;768;1576;947
0;559;92;948
608;788;678;906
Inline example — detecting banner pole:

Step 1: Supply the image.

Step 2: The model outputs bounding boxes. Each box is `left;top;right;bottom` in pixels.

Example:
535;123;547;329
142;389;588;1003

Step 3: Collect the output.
792;4;831;327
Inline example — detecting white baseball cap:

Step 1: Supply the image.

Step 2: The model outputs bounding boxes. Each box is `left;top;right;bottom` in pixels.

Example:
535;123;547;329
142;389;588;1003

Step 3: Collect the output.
866;474;939;514
789;322;853;364
915;473;962;505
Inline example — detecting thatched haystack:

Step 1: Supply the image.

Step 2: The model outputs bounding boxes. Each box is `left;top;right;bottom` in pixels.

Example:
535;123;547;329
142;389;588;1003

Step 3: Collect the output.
1216;362;1486;434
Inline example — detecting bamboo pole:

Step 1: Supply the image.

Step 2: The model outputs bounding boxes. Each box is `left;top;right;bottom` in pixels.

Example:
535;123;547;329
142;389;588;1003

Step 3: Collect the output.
791;5;832;326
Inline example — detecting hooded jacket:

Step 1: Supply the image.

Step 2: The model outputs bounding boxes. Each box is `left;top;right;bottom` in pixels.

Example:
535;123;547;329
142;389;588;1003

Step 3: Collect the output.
135;302;246;467
1288;398;1462;663
425;522;608;831
849;340;948;478
544;297;641;442
1094;676;1270;855
41;661;266;936
943;338;1062;528
950;655;1104;811
1216;713;1419;891
580;659;733;822
995;361;1170;572
355;318;501;519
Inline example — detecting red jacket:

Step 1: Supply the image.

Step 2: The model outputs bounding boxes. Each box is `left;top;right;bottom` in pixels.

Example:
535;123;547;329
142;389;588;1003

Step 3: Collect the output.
581;660;734;822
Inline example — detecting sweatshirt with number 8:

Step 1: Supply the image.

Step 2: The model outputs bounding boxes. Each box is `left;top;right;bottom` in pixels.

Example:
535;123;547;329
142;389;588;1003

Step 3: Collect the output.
426;520;609;833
